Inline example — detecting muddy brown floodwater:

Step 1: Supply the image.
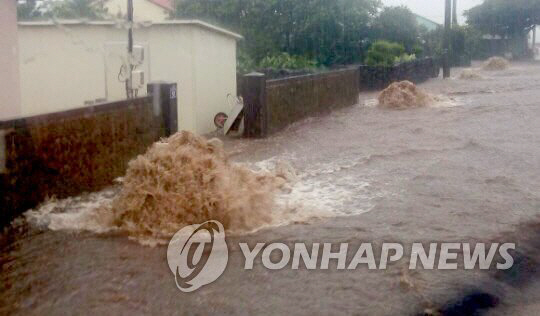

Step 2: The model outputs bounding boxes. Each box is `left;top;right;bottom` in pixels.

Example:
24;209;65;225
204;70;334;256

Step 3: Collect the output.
2;61;540;315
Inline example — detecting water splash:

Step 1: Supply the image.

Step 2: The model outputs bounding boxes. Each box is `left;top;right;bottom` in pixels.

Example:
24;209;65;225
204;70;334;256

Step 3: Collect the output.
363;81;460;109
110;131;280;239
378;81;432;109
25;132;377;245
459;69;484;80
482;57;510;71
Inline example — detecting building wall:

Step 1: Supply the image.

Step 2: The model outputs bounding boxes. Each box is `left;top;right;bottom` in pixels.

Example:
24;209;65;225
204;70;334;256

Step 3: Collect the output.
0;96;166;228
18;24;125;115
105;0;170;21
136;24;197;132
193;27;238;134
0;0;22;119
17;22;239;135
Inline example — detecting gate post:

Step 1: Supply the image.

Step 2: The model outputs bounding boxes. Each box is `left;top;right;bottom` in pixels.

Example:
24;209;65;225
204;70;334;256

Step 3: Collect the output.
0;130;6;174
147;82;178;136
242;72;267;138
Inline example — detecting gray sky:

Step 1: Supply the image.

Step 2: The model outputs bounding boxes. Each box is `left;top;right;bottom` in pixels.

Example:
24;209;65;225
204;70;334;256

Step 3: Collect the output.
382;0;485;24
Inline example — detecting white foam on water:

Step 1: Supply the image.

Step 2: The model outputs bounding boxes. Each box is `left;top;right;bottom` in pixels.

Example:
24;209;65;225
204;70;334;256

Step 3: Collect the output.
430;95;462;108
24;190;116;233
254;157;376;218
363;95;461;109
363;98;379;107
24;153;377;242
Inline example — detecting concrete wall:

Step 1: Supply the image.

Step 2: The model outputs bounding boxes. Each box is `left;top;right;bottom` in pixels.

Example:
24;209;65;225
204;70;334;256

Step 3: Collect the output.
105;0;170;21
266;68;360;134
17;21;240;135
358;58;440;90
0;96;165;228
0;0;22;119
241;68;360;137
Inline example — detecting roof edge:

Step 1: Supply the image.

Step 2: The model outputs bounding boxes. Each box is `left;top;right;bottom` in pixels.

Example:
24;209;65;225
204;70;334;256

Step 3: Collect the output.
147;0;174;11
413;13;441;26
160;20;243;40
18;19;243;40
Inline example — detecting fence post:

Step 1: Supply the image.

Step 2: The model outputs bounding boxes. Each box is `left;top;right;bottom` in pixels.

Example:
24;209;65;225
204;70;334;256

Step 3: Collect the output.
0;130;6;174
147;82;178;136
358;66;366;91
242;72;267;138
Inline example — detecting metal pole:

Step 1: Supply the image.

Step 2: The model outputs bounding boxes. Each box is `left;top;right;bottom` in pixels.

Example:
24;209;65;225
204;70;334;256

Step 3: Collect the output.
533;26;537;49
443;0;452;78
127;0;134;98
452;0;458;26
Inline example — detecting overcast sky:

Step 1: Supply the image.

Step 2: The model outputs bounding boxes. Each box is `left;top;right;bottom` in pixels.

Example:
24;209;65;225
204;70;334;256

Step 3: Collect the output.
382;0;485;24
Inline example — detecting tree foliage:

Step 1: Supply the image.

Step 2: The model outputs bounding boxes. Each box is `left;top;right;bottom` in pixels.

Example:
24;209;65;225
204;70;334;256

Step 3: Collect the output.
465;0;540;37
174;0;381;66
17;0;109;21
46;0;109;20
17;0;43;20
364;40;412;66
465;0;540;58
420;25;485;63
258;52;317;70
372;6;419;52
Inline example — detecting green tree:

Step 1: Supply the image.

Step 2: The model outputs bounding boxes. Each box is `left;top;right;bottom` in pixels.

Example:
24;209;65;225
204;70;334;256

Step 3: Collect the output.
46;0;109;20
258;52;317;70
174;0;381;66
465;0;540;57
372;6;419;52
419;25;483;63
364;40;406;66
17;0;43;21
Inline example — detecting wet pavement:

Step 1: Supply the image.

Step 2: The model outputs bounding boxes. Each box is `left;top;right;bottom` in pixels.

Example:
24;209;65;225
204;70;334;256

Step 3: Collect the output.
2;61;540;315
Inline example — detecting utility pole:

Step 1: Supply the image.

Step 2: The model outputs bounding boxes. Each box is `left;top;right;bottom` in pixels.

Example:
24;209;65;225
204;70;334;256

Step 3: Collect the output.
443;0;452;78
533;26;537;50
126;0;134;98
452;0;458;26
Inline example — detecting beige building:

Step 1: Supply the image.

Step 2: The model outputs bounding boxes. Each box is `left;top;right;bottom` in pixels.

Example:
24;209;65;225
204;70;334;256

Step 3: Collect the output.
0;0;22;120
17;20;241;134
105;0;172;21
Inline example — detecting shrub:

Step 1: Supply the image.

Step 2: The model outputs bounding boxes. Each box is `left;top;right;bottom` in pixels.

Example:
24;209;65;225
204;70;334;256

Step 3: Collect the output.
258;53;317;70
237;49;257;74
411;44;424;57
394;53;417;64
365;40;406;66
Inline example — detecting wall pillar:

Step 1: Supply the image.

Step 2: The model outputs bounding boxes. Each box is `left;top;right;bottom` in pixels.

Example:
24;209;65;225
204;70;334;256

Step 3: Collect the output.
148;82;178;136
242;72;267;138
0;130;6;174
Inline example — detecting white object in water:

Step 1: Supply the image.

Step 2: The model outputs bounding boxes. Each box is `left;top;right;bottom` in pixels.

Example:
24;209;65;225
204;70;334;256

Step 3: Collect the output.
224;95;244;135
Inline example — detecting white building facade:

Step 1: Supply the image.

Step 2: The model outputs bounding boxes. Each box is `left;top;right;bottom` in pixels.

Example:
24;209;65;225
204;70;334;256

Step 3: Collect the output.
0;0;22;119
17;20;241;134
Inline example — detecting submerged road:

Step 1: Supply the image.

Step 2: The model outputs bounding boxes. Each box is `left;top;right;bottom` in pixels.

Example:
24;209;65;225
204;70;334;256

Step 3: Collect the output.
2;61;540;315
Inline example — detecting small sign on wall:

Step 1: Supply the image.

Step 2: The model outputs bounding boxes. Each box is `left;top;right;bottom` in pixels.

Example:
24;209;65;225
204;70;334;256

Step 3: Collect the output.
170;87;177;99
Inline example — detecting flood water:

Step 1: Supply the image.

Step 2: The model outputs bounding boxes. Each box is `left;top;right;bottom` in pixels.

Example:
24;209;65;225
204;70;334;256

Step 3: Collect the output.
2;61;540;315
